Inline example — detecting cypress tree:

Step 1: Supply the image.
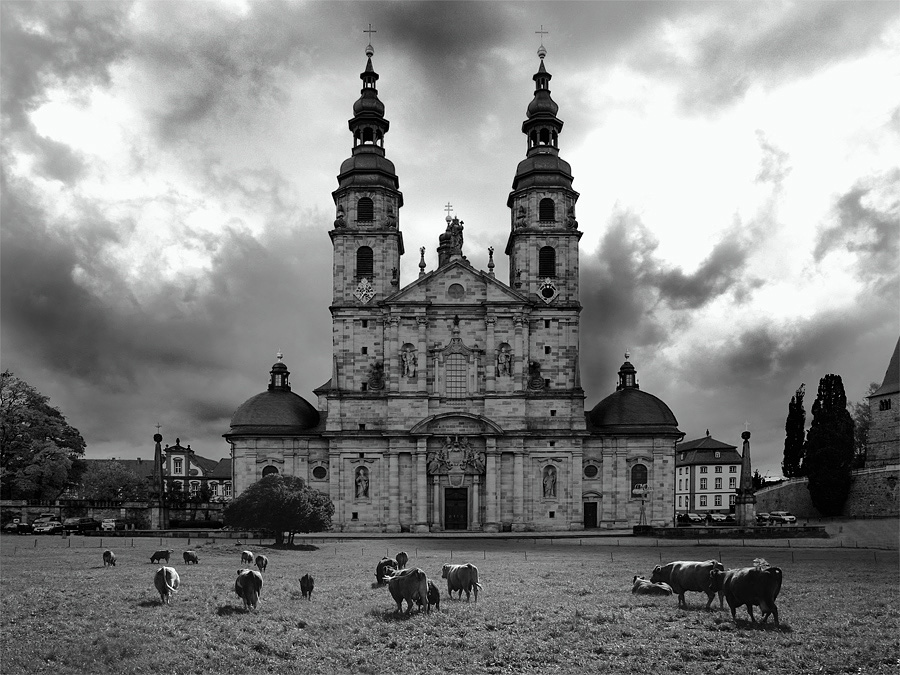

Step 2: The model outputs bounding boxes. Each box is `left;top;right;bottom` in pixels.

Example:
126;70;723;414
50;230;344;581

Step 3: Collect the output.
803;374;855;516
781;384;806;478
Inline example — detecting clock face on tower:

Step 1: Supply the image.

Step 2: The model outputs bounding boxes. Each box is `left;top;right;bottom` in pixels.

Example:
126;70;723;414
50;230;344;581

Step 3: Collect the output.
354;278;375;303
539;278;558;304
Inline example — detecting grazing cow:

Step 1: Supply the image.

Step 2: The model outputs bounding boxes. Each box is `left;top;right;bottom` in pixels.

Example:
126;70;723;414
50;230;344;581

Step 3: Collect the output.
240;550;254;564
255;554;268;573
387;567;429;615
183;550;199;565
154;566;180;605
416;579;441;612
300;573;314;600
709;566;783;626
650;559;725;608
234;569;264;611
441;563;483;603
375;557;398;585
150;549;173;564
631;575;673;596
396;551;409;569
102;550;116;567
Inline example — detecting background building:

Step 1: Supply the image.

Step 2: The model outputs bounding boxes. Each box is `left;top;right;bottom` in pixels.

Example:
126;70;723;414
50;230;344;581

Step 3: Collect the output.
675;431;741;515
866;338;899;469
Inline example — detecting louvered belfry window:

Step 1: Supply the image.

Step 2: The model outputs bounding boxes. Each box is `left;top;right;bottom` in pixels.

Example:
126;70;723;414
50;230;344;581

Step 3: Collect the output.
356;246;374;278
539;246;556;278
539;198;555;221
357;197;374;221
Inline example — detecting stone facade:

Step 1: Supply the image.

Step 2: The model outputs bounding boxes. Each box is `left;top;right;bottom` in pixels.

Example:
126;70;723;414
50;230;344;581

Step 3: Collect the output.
226;46;682;532
867;338;899;469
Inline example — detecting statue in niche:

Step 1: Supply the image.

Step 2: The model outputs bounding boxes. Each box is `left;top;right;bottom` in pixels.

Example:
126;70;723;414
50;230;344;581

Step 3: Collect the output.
334;209;346;228
566;205;578;230
543;466;557;499
497;345;511;377
355;467;369;498
514;205;527;229
401;347;417;378
368;361;385;390
528;360;544;390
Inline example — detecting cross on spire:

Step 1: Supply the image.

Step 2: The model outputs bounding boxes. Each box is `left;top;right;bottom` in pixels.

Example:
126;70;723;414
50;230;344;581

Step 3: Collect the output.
535;25;549;44
444;202;454;218
364;23;376;41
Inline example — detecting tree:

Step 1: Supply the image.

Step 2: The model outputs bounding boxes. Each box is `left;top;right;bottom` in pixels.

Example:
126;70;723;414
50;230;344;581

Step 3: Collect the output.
0;370;86;499
80;461;149;501
803;374;855;516
782;383;806;478
850;382;879;469
223;474;334;545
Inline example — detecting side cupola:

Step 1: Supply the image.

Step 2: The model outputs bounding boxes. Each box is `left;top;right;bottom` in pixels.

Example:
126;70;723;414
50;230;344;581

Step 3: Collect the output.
506;44;581;307
331;41;404;307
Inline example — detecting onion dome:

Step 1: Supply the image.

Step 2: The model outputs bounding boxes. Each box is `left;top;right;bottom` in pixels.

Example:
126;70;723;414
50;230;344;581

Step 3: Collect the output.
228;355;320;436
336;43;401;193
587;355;680;434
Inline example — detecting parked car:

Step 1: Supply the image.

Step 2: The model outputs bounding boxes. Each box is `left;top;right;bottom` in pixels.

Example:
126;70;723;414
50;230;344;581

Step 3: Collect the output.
63;517;101;534
100;519;117;532
33;520;64;535
2;518;21;533
706;513;728;523
768;511;797;524
756;512;771;524
723;514;736;524
677;512;704;525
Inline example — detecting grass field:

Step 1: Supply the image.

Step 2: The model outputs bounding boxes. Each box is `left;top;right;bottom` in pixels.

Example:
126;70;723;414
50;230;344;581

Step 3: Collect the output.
1;535;897;674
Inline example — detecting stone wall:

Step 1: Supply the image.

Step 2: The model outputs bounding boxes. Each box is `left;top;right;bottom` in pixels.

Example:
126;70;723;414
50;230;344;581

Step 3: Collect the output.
755;466;899;518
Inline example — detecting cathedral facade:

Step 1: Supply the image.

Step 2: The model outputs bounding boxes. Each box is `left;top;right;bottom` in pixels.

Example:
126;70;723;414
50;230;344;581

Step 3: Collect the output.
225;44;682;532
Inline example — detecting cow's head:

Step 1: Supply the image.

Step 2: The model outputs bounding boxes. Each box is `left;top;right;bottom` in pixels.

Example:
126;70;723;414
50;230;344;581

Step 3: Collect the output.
441;564;451;579
708;569;725;592
649;565;662;583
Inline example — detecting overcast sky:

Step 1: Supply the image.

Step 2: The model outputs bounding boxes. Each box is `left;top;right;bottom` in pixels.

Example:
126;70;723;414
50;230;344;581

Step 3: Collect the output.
2;1;898;478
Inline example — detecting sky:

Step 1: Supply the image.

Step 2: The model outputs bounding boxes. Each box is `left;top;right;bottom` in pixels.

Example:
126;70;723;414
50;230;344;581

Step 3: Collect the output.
2;0;898;479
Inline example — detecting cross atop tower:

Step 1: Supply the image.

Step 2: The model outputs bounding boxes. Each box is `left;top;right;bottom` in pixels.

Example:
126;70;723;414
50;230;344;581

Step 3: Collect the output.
364;23;376;41
156;422;161;433
444;202;454;219
535;25;549;43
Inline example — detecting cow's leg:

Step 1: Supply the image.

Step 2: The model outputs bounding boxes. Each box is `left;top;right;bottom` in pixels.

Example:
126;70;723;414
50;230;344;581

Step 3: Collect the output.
746;604;756;624
678;592;686;608
705;592;714;609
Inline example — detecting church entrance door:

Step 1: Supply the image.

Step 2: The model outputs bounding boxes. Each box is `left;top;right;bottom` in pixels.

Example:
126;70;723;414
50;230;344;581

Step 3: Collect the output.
444;488;468;530
583;502;598;529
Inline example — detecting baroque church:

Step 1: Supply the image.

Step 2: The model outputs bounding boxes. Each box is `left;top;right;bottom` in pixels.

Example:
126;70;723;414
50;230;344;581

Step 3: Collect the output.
225;42;683;532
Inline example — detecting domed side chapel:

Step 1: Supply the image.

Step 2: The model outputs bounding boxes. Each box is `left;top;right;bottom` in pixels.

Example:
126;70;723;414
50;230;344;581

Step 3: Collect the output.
225;39;682;532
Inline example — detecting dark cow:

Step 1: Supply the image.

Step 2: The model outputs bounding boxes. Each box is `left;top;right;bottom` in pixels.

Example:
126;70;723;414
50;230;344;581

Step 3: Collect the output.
154;566;180;605
632;575;672;596
650;559;725;608
235;569;264;611
102;550;116;567
375;557;398;584
150;549;173;564
396;551;409;569
240;550;254;564
300;573;314;600
441;563;482;603
183;550;199;565
709;566;783;626
255;554;268;573
387;567;429;614
416;579;440;612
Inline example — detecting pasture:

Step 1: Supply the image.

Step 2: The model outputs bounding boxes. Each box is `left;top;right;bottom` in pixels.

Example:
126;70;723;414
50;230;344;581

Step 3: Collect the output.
1;535;897;674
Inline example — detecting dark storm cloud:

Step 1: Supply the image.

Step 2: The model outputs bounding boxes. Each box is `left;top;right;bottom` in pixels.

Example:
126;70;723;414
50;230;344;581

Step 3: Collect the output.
632;1;899;113
813;172;900;291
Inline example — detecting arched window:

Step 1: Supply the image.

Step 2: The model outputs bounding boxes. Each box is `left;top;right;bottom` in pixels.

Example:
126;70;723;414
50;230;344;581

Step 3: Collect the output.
539;129;551;145
362;128;374;144
539;198;555;221
261;466;279;478
631;464;648;492
357;197;374;221
538;246;556;278
356;246;374;278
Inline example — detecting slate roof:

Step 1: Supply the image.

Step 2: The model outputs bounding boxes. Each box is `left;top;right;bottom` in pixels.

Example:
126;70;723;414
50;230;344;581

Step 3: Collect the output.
676;434;742;466
587;387;680;435
870;337;900;397
228;389;322;435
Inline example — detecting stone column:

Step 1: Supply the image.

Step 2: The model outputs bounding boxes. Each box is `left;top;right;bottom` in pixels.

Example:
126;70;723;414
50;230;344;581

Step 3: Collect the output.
485;316;496;393
431;476;441;530
387;445;400;532
735;431;757;527
416;316;428;393
512;443;525;531
471;475;481;530
388;316;400;392
414;438;429;532
484;438;499;532
513;315;524;388
569;441;584;530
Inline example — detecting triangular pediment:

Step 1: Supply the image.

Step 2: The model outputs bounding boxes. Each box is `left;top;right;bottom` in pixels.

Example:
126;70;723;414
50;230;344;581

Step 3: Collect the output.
384;259;531;306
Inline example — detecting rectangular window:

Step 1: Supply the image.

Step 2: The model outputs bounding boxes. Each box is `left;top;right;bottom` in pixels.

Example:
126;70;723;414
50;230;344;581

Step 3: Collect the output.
224;484;232;498
173;458;183;474
715;495;722;506
358;424;366;431
549;511;555;519
549;441;556;447
544;378;551;388
715;466;722;473
445;354;467;399
351;512;358;521
678;479;682;490
361;382;368;391
544;320;551;328
550;409;556;417
700;478;707;490
729;466;737;473
361;346;368;354
544;346;551;354
880;399;892;411
362;320;368;328
678;496;682;507
729;494;736;505
715;478;722;490
729;477;736;489
700;466;708;473
700;496;707;507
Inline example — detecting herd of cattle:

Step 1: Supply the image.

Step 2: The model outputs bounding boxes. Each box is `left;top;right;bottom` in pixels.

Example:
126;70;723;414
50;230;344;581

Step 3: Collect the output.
100;545;782;626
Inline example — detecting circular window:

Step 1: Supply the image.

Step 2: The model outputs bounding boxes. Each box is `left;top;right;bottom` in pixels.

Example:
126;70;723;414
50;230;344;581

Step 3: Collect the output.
312;466;327;480
448;283;465;299
584;464;599;479
541;286;555;298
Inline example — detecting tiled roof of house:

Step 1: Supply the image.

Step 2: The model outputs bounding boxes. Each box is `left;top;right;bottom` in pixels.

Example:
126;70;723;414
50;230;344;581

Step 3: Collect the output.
676;434;742;466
